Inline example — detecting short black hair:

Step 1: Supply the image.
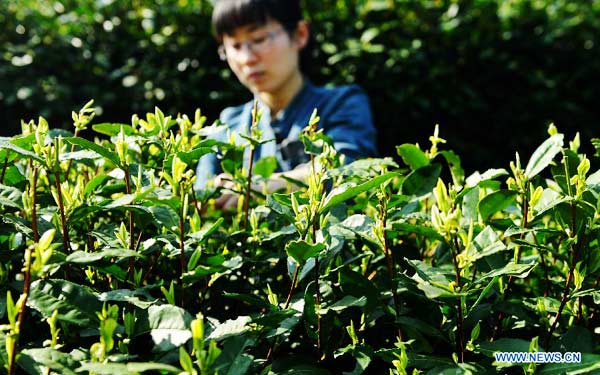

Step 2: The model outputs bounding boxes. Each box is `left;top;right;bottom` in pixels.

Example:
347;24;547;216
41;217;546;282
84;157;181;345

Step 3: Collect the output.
212;0;302;41
211;0;314;74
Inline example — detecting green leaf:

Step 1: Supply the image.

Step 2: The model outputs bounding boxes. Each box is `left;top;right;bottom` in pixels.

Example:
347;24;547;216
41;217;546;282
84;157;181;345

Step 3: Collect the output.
300;131;332;155
396;144;429;170
60;150;103;161
267;194;295;221
320;172;398;213
223;293;273;311
286;240;325;264
471;226;508;260
197;124;229;137
438;150;464;186
343;346;372;375
465;169;508;188
319;296;367;314
539;354;600;375
18;348;78;375
391;222;444;240
476;338;533;359
0;140;44;163
207;316;251;341
27;279;101;326
147;305;193;351
2;165;26;186
215;336;255;375
467;276;499;317
64;137;120;165
550;326;594;353
92;123;135;136
66;248;144;264
84;174;111;196
401;164;442;197
396;316;441;337
0;185;24;209
269;359;331;375
148;205;179;230
175;139;228;165
375;350;453;370
524;134;564;179
188;217;224;242
461;187;479;221
76;362;180;374
326;158;398;179
406;259;461;299
476;262;536;283
99;289;157;309
254;156;278;179
179;347;195;374
478;190;517;221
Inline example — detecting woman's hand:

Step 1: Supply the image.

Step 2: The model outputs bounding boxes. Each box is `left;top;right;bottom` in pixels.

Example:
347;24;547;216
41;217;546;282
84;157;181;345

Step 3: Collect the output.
211;163;310;210
213;173;240;210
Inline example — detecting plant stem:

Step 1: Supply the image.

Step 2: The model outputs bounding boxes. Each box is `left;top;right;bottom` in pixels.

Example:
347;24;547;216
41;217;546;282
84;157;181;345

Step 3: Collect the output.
54;170;71;280
380;195;403;341
284;264;301;309
545;233;584;349
244;100;260;230
265;262;300;364
8;244;33;375
537;237;550;297
544;156;579;347
179;207;186;308
312;221;322;360
451;235;464;363
497;186;530;338
142;251;161;284
0;152;8;184
124;168;136;281
244;147;255;230
64;129;79;182
191;189;203;218
515;190;529;265
310;154;323;359
31;166;39;242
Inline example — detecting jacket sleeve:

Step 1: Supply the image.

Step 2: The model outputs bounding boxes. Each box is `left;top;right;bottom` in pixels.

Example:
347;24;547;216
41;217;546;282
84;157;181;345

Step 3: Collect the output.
321;85;378;163
194;152;219;191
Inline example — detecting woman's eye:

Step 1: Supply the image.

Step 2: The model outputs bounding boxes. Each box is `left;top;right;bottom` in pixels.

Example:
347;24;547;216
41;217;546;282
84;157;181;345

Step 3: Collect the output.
232;42;242;50
252;36;267;45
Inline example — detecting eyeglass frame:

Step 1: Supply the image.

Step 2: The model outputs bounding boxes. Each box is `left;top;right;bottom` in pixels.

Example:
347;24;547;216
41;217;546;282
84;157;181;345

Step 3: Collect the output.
217;27;286;61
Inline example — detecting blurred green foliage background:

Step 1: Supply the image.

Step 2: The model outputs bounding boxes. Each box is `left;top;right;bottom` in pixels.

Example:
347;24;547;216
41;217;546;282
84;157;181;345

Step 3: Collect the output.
1;0;599;171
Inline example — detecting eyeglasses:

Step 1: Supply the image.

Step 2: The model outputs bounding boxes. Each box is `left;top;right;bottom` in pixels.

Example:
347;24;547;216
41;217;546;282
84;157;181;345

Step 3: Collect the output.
218;28;285;61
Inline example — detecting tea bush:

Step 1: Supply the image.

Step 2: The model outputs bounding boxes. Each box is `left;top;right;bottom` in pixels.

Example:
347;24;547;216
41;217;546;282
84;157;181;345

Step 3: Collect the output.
2;0;600;170
1;103;600;374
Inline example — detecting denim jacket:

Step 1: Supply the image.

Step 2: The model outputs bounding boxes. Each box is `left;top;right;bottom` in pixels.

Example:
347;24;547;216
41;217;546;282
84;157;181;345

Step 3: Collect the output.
194;80;377;190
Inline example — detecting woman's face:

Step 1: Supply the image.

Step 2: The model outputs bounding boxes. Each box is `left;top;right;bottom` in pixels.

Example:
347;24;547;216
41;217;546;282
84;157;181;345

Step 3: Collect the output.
220;20;307;96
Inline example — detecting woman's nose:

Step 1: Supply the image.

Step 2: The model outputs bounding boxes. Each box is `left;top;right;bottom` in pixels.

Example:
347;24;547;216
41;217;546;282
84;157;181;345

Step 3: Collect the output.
236;45;259;63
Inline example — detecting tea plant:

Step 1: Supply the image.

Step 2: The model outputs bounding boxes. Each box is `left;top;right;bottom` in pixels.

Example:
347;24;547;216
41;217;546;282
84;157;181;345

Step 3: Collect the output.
1;103;600;375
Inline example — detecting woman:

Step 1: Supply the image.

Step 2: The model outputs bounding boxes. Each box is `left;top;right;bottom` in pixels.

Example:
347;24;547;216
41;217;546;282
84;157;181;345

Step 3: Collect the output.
195;0;377;209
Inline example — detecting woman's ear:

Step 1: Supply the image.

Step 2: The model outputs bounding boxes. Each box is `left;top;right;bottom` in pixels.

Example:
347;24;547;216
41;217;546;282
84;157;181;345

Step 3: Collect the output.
294;20;310;49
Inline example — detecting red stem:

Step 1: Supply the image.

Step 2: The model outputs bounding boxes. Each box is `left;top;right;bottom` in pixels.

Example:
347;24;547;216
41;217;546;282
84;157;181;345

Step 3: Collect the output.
244;148;255;229
452;235;464;363
381;196;403;341
0;153;8;184
124;169;136;282
179;206;186;307
54;170;71;280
